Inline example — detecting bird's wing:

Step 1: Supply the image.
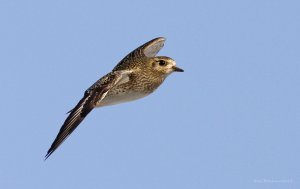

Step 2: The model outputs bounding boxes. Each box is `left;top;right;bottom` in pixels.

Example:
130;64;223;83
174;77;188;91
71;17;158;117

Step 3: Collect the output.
45;70;132;159
141;37;165;57
113;37;165;71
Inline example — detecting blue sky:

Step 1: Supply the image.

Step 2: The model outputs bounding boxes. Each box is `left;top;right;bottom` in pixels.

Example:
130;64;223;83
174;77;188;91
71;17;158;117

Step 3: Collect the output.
0;0;299;188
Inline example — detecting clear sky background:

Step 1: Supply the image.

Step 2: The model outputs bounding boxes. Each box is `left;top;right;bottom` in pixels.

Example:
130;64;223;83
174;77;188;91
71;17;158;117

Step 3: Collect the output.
0;0;299;188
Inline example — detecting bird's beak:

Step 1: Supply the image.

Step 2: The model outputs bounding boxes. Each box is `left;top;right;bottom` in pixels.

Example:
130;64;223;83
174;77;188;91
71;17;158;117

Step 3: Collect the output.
172;66;184;72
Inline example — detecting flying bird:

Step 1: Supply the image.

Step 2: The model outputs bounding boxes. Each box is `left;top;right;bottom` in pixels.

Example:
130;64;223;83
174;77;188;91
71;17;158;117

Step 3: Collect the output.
45;37;184;159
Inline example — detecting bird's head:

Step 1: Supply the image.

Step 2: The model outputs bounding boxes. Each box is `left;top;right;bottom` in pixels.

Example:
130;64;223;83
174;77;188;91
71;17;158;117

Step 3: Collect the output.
151;56;184;76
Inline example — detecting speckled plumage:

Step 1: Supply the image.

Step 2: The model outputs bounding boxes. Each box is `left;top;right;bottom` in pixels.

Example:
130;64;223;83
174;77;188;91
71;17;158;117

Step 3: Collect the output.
45;37;184;159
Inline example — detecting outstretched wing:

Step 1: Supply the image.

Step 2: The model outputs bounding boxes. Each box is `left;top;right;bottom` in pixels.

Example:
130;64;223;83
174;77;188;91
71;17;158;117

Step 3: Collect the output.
142;37;165;57
45;91;96;160
45;70;132;159
113;37;165;71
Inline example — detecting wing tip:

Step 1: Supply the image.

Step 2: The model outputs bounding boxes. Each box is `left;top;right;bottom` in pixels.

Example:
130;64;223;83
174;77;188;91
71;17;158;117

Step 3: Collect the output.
142;37;166;57
153;36;166;41
150;37;166;45
44;149;53;160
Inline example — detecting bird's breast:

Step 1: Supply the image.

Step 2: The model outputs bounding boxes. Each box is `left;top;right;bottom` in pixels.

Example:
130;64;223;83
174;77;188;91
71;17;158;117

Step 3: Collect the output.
95;72;164;107
96;89;149;107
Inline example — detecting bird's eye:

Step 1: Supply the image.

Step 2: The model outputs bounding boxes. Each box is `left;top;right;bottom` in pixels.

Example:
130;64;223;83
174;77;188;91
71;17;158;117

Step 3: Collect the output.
159;60;166;66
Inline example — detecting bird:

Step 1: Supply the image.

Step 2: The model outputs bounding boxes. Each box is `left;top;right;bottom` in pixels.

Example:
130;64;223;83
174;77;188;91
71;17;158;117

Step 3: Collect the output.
45;37;184;159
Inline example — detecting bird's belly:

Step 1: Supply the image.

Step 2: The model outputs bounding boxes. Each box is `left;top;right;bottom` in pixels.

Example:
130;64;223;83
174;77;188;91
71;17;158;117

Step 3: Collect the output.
96;91;149;107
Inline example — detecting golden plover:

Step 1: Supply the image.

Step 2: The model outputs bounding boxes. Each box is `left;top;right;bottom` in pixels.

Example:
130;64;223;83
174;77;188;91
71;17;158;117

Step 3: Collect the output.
45;37;184;159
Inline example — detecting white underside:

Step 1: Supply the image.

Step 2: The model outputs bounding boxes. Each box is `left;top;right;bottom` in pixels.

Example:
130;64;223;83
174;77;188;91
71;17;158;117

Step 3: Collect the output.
96;91;149;107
